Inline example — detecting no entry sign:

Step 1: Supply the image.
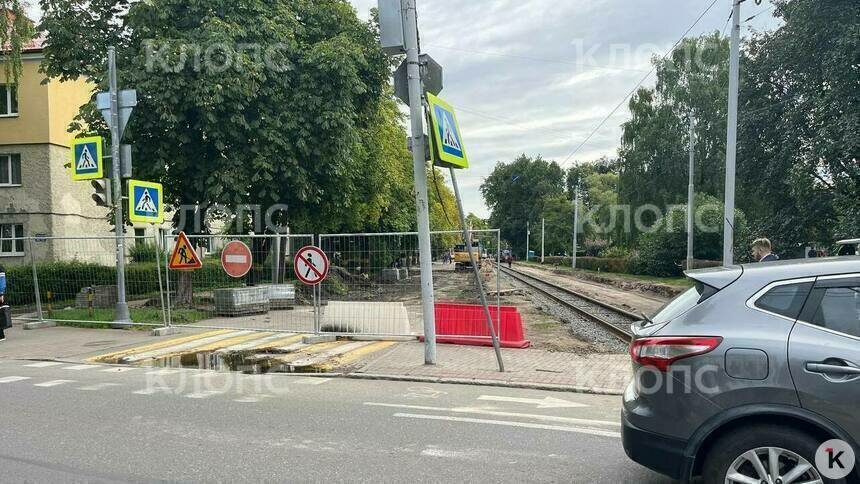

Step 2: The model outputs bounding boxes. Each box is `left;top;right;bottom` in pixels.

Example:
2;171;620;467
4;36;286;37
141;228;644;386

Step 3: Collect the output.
221;241;253;278
294;246;330;285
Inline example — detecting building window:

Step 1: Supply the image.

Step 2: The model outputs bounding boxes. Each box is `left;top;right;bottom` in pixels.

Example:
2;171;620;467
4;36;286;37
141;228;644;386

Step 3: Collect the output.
0;224;24;256
0;85;18;116
0;154;22;186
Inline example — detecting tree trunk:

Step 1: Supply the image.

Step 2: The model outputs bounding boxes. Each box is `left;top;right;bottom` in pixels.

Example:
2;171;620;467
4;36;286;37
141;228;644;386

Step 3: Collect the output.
176;271;193;306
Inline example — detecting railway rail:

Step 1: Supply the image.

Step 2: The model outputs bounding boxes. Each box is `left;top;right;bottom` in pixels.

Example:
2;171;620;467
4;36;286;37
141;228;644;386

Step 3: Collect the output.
498;265;640;343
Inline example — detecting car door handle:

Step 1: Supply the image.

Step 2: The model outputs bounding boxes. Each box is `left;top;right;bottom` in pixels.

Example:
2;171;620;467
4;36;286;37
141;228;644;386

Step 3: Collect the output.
806;363;860;375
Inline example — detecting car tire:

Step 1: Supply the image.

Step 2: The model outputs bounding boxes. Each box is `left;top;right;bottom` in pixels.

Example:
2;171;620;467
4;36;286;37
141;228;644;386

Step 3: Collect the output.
702;424;848;484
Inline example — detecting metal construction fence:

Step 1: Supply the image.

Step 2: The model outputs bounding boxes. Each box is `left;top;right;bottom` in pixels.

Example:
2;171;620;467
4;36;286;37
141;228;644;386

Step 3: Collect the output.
11;229;506;339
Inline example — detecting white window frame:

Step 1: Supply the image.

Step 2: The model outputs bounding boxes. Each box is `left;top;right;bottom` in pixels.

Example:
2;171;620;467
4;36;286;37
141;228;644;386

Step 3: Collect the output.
0;85;18;117
0;223;25;257
0;154;22;187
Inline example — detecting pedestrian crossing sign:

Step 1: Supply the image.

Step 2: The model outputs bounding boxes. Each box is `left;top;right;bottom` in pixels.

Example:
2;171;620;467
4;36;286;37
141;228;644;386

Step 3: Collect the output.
427;93;469;169
168;231;202;270
70;136;104;180
128;179;164;224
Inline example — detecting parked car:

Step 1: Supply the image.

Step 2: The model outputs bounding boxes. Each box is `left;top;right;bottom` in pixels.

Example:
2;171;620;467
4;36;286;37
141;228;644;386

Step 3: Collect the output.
835;238;859;256
623;256;860;483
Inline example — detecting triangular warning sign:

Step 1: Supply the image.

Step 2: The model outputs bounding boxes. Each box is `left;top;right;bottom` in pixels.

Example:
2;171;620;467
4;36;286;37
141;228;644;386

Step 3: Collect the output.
135;188;157;214
77;145;98;171
169;232;203;270
441;114;461;151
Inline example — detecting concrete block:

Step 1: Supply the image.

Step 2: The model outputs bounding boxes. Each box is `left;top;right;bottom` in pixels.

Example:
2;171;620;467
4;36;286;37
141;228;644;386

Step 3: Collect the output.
23;320;57;330
302;334;336;344
75;285;117;309
263;283;296;309
213;287;270;316
379;268;401;283
151;326;182;336
320;301;412;335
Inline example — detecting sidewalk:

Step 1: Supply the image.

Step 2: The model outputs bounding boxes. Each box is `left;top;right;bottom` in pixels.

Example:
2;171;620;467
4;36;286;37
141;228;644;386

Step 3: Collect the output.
350;342;632;395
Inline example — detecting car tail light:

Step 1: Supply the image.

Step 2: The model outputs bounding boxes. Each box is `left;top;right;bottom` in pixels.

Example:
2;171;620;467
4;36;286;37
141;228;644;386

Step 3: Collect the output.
629;337;723;372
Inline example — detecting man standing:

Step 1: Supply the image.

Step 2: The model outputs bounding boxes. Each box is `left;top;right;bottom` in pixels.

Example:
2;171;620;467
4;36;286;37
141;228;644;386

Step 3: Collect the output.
0;265;7;341
752;238;780;263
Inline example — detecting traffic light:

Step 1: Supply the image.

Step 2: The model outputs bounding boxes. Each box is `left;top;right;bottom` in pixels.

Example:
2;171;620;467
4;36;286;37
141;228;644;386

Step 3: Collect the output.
91;178;112;207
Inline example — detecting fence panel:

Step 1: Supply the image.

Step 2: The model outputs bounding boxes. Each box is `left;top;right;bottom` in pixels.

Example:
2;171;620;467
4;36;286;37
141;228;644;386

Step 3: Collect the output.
318;230;502;338
14;235;166;327
164;233;315;333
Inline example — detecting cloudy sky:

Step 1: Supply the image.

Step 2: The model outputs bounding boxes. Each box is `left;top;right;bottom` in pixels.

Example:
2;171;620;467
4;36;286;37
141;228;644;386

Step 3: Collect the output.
27;0;779;218
350;0;780;217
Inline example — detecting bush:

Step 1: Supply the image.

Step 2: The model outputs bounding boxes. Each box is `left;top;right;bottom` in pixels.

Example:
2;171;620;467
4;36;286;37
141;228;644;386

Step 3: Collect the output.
538;255;631;273
583;239;608;257
601;246;630;259
129;243;160;263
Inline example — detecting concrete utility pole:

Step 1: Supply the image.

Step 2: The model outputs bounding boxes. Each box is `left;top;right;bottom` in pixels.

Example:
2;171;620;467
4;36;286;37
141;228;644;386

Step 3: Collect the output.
687;113;695;272
526;221;530;262
540;217;545;263
722;0;741;266
108;47;130;324
402;0;437;365
572;186;579;270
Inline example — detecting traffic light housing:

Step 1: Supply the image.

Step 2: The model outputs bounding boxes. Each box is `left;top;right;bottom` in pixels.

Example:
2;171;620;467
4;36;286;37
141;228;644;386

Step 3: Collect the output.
91;178;112;207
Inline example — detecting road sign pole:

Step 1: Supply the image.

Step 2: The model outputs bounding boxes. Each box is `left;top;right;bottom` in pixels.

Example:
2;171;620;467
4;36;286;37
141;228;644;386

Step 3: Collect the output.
108;47;130;324
541;218;545;263
687;113;695;271
723;1;741;266
572;186;579;270
526;221;529;262
403;0;437;365
450;168;504;372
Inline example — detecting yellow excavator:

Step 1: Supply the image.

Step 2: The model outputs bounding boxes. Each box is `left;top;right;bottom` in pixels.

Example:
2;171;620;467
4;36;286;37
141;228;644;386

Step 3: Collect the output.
453;240;483;271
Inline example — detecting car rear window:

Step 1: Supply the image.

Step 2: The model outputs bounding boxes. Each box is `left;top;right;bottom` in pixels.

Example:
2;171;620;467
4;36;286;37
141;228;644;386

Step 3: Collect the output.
649;283;706;325
754;282;813;320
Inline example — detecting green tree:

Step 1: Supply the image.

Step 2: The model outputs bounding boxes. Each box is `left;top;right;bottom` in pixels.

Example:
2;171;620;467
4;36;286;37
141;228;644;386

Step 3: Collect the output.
481;154;566;257
1;1;35;83
465;212;489;231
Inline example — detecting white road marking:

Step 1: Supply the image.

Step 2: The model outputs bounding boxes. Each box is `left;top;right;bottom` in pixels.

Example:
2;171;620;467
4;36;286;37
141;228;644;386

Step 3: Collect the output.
100;367;138;373
145;369;182;376
34;380;76;388
133;387;172;395
185;390;221;399
233;394;273;403
477;395;587;409
421;448;469;459
78;383;122;391
364;402;620;427
63;364;101;371
393;413;621;438
294;377;331;385
24;362;65;368
0;376;31;384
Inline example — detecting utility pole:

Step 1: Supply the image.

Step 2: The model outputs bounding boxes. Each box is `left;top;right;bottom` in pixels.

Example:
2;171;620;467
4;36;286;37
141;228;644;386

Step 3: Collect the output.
572;186;579;270
540;217;545;263
402;0;437;364
687;113;695;272
722;0;741;266
108;47;130;324
526;221;530;262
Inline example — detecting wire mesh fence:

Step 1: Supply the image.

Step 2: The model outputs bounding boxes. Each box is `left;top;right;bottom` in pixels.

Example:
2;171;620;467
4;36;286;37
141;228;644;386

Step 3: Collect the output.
318;230;502;337
164;234;314;332
12;235;167;326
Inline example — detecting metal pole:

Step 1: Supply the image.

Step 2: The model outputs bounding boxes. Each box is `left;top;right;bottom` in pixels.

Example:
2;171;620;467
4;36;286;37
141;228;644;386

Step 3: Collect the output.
526;221;530;262
163;232;173;326
108;47;130;324
722;1;741;266
540;217;545;263
572;187;579;270
496;229;501;320
403;0;437;365
450;169;504;372
28;238;43;321
687;113;696;271
154;231;167;327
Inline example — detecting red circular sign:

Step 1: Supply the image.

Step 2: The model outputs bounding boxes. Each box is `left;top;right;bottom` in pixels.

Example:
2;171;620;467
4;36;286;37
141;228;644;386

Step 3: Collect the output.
221;241;253;278
294;246;330;285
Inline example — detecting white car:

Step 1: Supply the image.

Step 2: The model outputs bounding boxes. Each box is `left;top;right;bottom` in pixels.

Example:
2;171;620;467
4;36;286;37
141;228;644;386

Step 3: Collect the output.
835;238;860;256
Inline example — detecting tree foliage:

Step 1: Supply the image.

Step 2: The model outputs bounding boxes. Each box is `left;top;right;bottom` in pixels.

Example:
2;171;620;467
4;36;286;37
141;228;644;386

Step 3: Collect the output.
1;0;35;84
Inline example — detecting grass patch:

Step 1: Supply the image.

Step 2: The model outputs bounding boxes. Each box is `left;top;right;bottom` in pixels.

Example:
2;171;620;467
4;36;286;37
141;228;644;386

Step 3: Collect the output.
48;308;208;329
522;261;692;287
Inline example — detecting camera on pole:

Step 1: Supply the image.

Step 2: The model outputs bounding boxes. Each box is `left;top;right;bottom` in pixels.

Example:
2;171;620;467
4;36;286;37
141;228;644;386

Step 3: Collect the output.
91;178;112;207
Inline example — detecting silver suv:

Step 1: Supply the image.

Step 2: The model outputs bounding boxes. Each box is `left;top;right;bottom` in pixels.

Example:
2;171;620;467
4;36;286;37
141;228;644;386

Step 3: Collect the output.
622;257;860;483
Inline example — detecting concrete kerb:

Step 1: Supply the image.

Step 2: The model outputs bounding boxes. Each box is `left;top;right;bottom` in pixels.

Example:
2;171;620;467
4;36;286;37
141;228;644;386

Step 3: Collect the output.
341;372;625;396
23;320;57;330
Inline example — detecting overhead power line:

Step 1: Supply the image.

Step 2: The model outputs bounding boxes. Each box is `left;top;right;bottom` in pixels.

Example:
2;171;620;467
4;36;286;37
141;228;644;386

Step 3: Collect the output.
559;0;721;168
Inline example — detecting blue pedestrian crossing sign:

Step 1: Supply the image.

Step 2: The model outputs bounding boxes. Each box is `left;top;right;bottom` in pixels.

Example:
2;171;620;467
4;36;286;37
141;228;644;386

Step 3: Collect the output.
427;93;468;169
70;136;104;180
128;179;164;224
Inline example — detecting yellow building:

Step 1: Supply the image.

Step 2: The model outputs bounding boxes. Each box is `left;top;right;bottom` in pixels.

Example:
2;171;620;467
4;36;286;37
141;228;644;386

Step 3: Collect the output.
0;33;114;263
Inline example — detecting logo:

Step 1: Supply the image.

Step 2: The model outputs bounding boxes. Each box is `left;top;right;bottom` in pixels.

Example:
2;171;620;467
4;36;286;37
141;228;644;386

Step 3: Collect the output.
816;439;856;480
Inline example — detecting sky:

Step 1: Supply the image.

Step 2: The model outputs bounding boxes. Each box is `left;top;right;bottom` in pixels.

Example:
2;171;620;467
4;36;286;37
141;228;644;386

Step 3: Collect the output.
27;0;780;219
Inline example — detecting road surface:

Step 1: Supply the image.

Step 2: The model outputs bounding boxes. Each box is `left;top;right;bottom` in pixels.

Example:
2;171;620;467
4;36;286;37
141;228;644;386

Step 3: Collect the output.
0;359;673;483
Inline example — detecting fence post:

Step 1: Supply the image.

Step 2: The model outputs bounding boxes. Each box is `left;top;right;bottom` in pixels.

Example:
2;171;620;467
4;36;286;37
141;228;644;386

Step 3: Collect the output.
163;232;173;326
154;231;168;328
496;229;501;330
28;238;44;322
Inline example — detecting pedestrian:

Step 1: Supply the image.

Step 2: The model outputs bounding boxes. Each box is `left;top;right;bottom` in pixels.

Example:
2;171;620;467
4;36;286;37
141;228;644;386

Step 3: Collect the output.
752;238;780;263
0;264;7;342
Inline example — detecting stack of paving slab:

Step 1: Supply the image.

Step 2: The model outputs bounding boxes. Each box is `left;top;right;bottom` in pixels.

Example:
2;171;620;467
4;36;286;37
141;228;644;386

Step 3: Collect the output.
74;285;117;309
213;284;296;316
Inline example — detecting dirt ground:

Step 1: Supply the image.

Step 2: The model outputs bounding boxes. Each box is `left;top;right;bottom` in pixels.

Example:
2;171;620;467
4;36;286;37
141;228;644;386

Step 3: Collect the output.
513;264;670;316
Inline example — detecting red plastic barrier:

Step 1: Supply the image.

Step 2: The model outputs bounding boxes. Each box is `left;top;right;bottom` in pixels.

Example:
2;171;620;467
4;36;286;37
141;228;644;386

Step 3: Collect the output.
419;302;530;349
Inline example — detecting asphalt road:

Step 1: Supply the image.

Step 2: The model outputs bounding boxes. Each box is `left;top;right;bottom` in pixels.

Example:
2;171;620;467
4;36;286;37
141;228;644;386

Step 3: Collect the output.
0;359;674;483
